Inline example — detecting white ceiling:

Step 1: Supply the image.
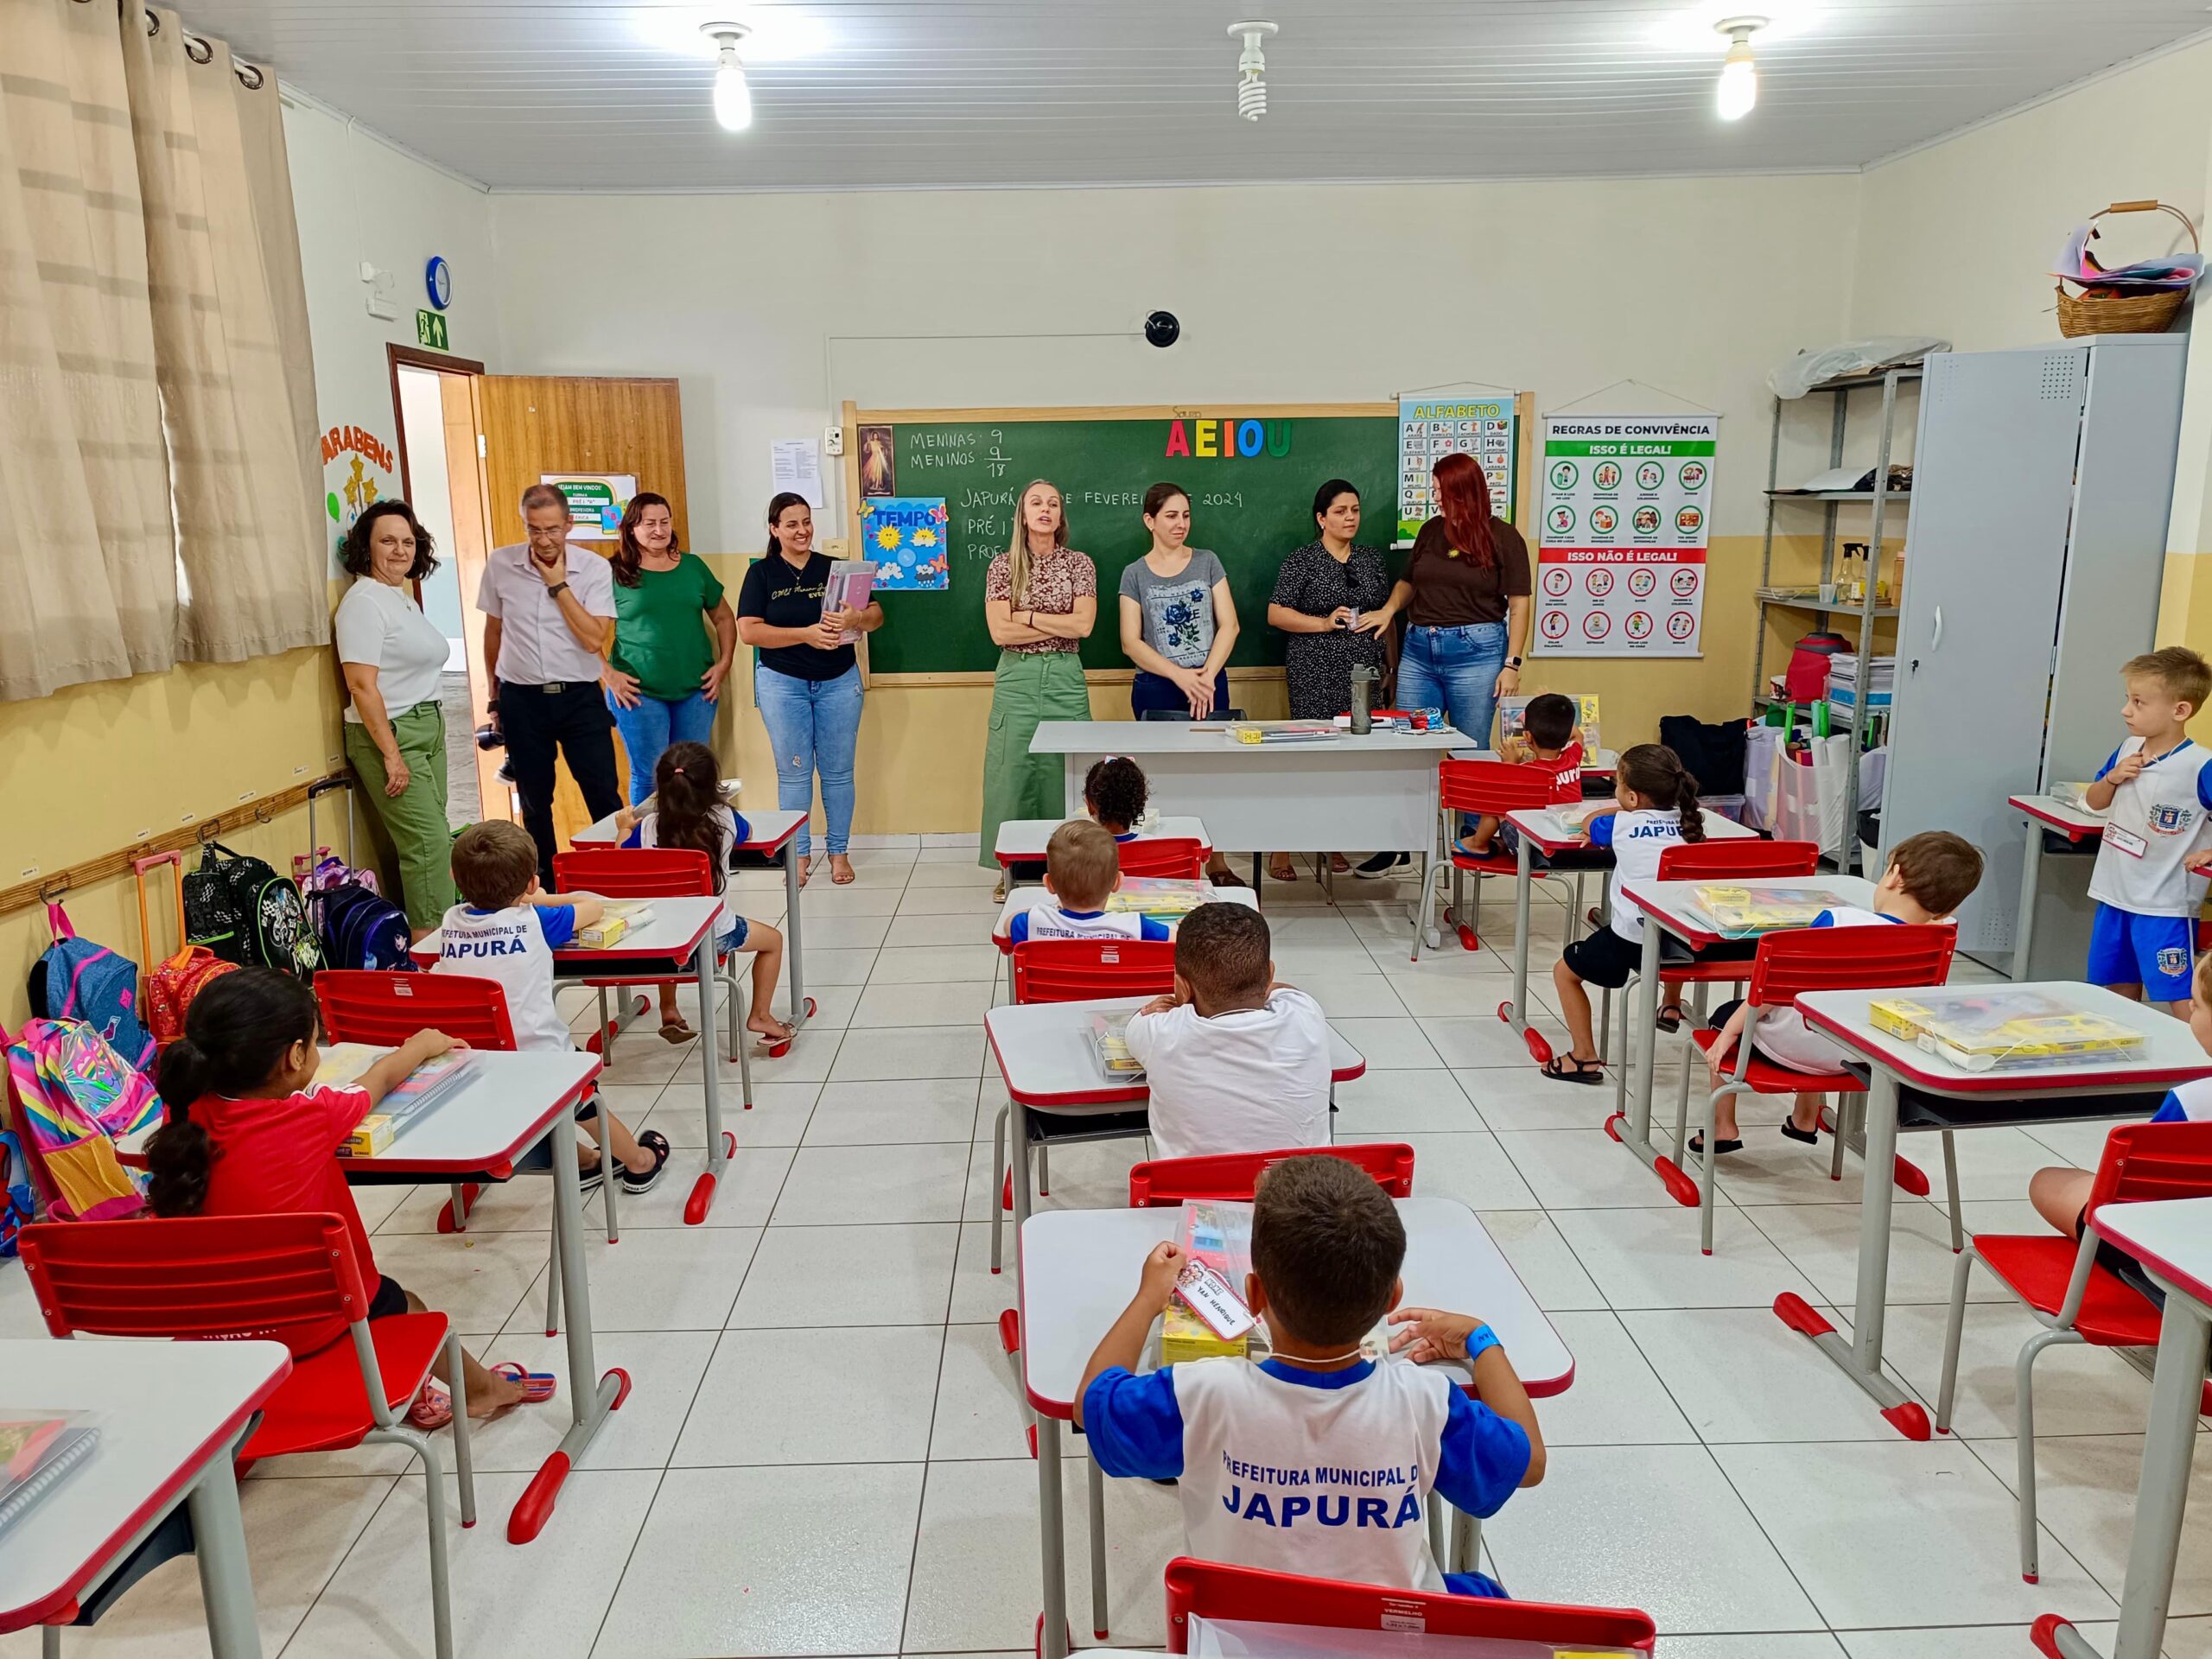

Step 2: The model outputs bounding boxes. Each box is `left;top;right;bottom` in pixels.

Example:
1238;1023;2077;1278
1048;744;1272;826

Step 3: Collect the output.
184;0;2212;192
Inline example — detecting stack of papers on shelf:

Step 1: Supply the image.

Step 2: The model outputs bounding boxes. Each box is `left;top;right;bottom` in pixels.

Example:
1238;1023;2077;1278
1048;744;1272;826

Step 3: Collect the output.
0;1413;101;1540
1090;1014;1144;1081
1691;886;1848;935
1869;991;2146;1072
1105;878;1212;918
1827;655;1895;711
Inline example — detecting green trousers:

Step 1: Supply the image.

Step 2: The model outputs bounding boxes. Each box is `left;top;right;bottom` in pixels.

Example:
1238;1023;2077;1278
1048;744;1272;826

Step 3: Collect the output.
346;700;456;930
978;650;1090;869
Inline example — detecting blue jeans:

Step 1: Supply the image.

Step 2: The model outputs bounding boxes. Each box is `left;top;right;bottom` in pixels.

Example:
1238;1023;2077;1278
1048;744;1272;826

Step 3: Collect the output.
1396;621;1508;748
608;690;718;805
753;664;862;856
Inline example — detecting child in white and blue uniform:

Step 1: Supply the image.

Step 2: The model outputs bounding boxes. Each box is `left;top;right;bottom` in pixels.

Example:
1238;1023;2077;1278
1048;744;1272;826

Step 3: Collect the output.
2084;647;2212;1011
1077;1155;1545;1598
1007;818;1173;944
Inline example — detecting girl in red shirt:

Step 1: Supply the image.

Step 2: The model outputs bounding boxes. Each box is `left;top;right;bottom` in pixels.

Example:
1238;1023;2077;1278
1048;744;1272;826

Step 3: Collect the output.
147;969;543;1425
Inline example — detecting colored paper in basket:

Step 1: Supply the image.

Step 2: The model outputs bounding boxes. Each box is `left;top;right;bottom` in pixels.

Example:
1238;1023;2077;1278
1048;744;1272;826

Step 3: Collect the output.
856;498;950;590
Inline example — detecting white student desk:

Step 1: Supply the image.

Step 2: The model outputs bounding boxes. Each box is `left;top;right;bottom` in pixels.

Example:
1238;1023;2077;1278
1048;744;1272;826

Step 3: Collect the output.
2006;793;2107;983
1490;808;1754;1065
982;992;1366;1272
0;1338;290;1656
1029;721;1468;955
994;817;1213;870
990;885;1261;1003
1788;985;2212;1440
412;895;745;1228
569;804;816;1041
1606;876;1877;1201
2035;1198;2212;1659
1017;1198;1574;1659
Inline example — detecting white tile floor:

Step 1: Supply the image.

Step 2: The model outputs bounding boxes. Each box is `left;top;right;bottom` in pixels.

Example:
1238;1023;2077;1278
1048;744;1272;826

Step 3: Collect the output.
4;845;2196;1656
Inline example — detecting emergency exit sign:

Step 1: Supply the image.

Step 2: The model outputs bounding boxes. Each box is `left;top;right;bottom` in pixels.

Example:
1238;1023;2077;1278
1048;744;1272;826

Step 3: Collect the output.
416;309;448;351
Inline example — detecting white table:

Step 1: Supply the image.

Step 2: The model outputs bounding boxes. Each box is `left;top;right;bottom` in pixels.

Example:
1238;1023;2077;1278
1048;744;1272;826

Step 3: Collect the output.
995;817;1213;869
1487;808;1754;1064
1029;721;1468;957
1018;1198;1574;1659
2035;1198;2212;1659
2006;793;2107;983
1789;985;2212;1440
991;885;1259;1003
569;804;816;1041
0;1338;290;1656
413;895;746;1227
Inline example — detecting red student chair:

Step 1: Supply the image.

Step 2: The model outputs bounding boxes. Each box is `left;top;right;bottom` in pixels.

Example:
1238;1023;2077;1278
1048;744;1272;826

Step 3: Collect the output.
1938;1121;2212;1583
1113;836;1207;880
1682;924;1956;1260
22;1212;477;1659
1127;1143;1417;1205
317;969;605;1335
990;938;1179;1276
1434;758;1583;956
1162;1559;1657;1655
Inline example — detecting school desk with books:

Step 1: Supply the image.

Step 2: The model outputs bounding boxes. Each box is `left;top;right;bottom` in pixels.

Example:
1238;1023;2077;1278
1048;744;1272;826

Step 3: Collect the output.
1017;1198;1574;1659
1779;982;2212;1441
991;882;1258;1001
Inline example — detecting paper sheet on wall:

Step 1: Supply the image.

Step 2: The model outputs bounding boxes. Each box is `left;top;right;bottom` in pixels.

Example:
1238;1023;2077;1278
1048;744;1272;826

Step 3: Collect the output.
770;438;825;508
1533;414;1714;658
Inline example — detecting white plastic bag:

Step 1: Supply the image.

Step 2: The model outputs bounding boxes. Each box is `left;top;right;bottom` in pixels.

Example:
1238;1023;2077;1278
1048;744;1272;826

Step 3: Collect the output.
1770;338;1948;400
1743;724;1783;832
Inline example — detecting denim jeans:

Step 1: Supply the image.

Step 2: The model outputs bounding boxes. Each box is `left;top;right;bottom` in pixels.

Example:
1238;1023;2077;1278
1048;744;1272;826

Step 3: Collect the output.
1396;621;1509;748
608;690;718;805
753;664;862;856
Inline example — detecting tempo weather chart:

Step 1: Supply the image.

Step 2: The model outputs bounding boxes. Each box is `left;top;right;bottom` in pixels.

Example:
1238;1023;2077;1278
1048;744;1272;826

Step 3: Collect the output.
1534;414;1714;658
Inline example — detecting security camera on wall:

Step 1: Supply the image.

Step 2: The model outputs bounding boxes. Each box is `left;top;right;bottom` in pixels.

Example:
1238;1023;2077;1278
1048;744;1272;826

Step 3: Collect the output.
1144;310;1181;348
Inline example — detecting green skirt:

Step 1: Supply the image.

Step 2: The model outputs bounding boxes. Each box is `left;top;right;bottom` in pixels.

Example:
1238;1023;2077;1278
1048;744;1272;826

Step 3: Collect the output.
978;650;1090;869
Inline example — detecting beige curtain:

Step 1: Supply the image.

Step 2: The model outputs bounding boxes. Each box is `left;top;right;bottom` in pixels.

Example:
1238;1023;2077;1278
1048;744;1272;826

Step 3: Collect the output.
123;6;323;664
0;0;179;700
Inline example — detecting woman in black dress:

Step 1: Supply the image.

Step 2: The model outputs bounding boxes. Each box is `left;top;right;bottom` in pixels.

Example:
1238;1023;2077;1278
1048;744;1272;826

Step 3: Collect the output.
1263;478;1393;881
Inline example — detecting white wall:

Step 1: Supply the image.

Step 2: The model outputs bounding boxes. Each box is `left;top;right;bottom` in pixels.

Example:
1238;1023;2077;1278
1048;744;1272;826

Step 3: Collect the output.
485;175;1861;552
283;96;505;569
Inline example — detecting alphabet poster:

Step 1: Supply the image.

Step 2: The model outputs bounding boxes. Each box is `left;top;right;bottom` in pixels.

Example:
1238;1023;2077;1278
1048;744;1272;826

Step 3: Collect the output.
1533;415;1714;658
1398;393;1519;543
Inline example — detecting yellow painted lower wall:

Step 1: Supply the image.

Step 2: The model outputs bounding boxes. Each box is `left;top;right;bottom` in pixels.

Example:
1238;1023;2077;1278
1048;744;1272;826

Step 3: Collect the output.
2158;549;2212;746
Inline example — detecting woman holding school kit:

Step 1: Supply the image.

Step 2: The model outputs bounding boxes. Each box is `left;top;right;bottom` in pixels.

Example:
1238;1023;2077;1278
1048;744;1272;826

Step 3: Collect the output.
978;478;1097;898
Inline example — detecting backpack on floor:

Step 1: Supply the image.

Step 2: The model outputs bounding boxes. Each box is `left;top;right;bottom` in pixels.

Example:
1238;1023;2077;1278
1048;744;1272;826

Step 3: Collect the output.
299;851;414;974
185;842;322;980
5;1018;162;1223
143;945;240;1047
27;904;155;1073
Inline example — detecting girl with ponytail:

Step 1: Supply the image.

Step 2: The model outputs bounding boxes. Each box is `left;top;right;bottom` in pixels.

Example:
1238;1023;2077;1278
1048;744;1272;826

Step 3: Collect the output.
1541;744;1712;1085
614;741;795;1051
147;969;536;1422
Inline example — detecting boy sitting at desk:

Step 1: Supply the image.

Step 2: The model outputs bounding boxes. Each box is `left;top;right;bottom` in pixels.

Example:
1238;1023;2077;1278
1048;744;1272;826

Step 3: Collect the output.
1459;690;1584;859
1695;830;1984;1155
1125;904;1331;1160
1007;818;1171;944
435;820;670;1196
1077;1155;1546;1599
2082;646;2212;1014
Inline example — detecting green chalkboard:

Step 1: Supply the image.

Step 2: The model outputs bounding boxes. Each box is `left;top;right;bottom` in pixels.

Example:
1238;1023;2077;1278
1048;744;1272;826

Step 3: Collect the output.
863;412;1398;675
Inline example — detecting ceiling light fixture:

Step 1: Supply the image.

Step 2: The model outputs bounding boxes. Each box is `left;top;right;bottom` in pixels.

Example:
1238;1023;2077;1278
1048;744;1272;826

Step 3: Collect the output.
1714;16;1766;121
701;21;753;132
1227;21;1277;121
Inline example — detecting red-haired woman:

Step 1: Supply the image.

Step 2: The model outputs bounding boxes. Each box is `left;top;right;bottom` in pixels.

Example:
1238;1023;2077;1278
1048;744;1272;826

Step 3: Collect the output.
1353;454;1532;877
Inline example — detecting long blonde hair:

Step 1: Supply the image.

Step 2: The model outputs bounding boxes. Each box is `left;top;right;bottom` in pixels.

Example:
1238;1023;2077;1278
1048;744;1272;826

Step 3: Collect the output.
1006;478;1068;607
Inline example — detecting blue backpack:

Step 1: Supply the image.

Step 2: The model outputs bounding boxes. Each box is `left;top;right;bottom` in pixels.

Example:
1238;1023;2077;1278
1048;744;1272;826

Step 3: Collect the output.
27;904;155;1072
315;880;416;972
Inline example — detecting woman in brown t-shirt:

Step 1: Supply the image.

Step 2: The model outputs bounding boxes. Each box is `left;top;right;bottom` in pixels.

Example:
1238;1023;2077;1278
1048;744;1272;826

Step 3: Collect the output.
1369;451;1532;747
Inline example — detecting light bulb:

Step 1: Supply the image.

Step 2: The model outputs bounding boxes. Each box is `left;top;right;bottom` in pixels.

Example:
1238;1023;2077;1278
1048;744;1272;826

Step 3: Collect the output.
714;49;752;131
1717;43;1757;119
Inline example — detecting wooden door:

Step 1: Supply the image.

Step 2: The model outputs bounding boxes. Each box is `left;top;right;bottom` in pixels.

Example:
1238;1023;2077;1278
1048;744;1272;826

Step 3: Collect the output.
474;376;689;851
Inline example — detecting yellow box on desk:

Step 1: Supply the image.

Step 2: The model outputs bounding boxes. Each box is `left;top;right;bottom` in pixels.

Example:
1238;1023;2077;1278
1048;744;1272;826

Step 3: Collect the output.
1160;1302;1249;1364
338;1115;394;1158
1869;994;2145;1072
577;915;629;950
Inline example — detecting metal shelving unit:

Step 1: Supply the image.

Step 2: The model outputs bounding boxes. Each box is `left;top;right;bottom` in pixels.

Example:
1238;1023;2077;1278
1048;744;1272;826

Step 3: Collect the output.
1751;363;1921;869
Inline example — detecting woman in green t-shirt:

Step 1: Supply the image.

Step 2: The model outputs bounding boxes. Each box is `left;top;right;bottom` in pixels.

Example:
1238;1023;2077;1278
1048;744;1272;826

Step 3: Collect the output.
601;492;738;804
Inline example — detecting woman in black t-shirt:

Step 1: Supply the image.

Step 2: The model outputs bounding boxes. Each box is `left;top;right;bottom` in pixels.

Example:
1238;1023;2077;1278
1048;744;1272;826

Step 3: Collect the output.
735;493;884;886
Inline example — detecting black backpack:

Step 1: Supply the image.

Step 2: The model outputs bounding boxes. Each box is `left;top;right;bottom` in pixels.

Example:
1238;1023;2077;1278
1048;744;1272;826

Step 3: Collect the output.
184;842;324;980
313;880;415;972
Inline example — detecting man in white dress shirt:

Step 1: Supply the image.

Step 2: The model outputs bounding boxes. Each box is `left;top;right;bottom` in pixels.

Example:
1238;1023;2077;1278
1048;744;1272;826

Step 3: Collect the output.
476;483;624;887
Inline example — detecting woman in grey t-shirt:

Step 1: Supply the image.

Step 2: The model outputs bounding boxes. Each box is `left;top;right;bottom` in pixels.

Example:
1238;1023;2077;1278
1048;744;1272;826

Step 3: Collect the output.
1117;481;1240;719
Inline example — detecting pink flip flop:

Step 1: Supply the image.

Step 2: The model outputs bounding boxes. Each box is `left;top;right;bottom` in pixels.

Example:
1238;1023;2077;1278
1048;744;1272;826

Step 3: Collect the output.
489;1363;558;1404
406;1382;454;1429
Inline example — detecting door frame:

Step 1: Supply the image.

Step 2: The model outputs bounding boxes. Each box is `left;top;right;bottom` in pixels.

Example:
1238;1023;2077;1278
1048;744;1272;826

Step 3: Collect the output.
386;342;486;502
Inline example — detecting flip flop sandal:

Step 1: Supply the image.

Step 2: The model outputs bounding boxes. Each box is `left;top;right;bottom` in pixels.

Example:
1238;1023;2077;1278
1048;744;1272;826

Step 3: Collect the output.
1655;1009;1684;1034
489;1363;558;1404
1688;1134;1743;1156
407;1382;454;1429
830;861;857;886
1780;1121;1821;1145
1268;861;1299;882
658;1019;697;1044
1541;1056;1606;1086
752;1019;799;1056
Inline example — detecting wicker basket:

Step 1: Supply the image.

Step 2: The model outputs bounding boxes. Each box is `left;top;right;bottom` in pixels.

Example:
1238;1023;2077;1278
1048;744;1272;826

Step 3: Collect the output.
2056;200;2198;338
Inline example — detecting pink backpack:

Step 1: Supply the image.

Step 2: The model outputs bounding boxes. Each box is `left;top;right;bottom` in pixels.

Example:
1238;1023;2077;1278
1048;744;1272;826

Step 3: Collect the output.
4;1018;162;1222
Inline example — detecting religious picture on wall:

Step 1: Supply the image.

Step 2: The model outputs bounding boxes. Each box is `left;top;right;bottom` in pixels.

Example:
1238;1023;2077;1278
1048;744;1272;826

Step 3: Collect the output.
858;424;896;498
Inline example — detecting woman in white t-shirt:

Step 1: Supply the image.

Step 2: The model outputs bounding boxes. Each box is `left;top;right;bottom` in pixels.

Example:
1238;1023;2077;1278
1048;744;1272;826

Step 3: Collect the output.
334;501;457;936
